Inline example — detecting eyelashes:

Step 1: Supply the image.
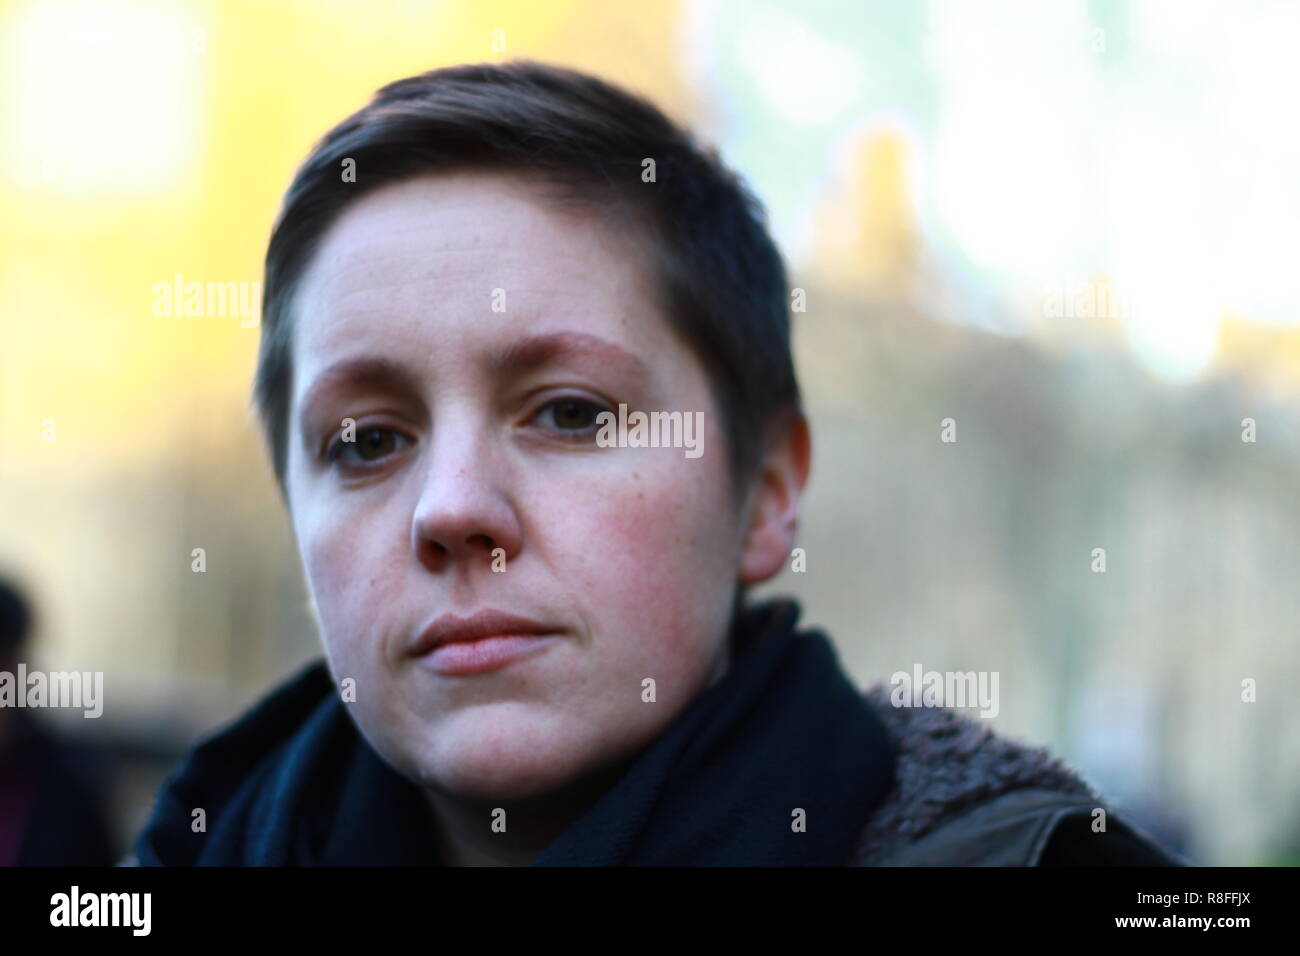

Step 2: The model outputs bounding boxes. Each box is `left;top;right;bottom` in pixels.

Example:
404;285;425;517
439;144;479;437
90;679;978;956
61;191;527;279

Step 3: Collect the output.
321;396;614;472
325;426;413;467
528;396;609;440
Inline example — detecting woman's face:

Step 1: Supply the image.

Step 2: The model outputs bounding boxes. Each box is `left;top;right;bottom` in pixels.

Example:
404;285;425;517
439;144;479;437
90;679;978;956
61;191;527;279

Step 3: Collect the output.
283;171;767;803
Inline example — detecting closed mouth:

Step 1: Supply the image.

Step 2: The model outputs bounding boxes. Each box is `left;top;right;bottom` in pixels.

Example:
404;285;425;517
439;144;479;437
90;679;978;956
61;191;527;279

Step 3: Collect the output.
411;609;559;657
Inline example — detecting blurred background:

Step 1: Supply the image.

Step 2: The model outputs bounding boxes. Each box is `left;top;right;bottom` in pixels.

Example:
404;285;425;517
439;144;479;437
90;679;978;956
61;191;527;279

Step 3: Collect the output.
1;0;1297;866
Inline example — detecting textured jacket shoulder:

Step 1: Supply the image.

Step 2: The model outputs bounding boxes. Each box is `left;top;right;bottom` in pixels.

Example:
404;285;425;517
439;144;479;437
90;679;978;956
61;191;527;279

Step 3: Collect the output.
851;682;1181;866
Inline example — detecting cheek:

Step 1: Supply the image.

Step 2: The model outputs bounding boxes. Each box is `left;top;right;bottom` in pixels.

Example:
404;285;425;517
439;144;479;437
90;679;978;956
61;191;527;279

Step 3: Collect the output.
293;495;409;661
544;450;739;682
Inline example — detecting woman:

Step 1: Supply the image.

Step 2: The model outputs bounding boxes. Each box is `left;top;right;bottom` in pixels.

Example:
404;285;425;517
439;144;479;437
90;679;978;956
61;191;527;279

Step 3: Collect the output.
129;60;1182;867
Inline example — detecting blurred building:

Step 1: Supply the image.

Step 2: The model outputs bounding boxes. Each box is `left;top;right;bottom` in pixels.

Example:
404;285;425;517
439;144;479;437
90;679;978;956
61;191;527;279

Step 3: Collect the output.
2;0;1298;864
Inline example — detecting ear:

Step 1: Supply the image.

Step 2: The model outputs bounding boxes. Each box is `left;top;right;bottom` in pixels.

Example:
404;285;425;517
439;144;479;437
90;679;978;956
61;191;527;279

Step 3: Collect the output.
738;413;812;585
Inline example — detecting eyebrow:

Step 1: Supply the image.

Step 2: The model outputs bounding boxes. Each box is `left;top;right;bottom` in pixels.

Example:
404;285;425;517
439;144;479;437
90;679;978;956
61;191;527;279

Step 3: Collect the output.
298;356;424;421
487;331;650;389
297;332;651;422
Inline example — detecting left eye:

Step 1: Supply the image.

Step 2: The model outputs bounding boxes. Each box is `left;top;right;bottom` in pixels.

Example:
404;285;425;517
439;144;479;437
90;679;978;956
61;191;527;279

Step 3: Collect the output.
328;427;410;464
533;398;607;433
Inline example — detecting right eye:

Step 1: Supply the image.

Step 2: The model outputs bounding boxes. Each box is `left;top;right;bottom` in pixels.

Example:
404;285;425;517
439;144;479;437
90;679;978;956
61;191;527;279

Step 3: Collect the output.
327;427;412;467
532;397;608;436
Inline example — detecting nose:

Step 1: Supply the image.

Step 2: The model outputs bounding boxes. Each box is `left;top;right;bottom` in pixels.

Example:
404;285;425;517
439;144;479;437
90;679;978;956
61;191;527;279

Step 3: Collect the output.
410;416;522;574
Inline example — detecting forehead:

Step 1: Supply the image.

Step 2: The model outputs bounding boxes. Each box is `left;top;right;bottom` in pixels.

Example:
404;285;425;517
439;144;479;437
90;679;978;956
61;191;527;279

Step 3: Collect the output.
290;170;663;364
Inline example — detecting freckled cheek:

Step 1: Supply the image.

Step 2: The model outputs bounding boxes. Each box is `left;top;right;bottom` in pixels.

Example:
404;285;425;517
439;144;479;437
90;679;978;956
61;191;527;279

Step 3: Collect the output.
555;461;733;670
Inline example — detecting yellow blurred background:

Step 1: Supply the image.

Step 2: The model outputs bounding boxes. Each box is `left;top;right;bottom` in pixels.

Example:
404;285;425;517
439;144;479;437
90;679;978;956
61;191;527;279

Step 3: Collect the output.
2;0;1298;865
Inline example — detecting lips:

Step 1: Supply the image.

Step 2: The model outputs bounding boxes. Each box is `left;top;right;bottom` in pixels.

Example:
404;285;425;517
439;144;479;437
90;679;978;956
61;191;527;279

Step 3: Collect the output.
411;609;558;654
410;609;561;675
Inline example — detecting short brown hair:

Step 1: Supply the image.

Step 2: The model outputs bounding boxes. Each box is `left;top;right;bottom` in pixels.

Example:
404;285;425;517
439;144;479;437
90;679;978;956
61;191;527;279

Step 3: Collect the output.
254;59;801;493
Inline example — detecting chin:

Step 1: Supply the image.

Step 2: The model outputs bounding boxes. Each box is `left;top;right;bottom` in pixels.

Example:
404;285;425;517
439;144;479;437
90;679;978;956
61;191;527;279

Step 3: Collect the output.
401;708;612;805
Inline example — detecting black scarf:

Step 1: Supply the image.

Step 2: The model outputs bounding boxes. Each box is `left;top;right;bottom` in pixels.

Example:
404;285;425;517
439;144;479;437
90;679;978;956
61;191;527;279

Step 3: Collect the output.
133;598;897;866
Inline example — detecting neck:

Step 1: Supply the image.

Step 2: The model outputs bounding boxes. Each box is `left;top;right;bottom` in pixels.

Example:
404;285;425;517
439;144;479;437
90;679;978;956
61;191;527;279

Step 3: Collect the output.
423;633;736;866
422;757;632;867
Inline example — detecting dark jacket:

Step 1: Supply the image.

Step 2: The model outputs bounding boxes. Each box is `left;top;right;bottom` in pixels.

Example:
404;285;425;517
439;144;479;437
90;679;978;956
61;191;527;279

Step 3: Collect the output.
851;685;1186;865
125;604;1184;867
